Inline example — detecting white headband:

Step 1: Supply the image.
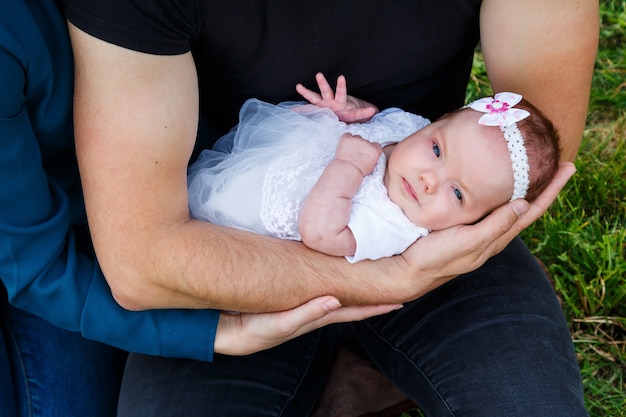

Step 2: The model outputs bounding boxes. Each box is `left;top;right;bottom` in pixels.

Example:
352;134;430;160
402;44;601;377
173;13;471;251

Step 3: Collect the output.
468;92;531;201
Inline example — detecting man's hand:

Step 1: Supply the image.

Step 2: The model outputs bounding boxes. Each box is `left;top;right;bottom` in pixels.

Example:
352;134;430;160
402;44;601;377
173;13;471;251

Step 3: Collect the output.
214;296;402;355
395;162;576;296
296;72;379;123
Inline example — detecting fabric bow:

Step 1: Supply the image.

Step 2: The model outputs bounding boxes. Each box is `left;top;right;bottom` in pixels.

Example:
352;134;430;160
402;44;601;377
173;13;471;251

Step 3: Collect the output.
469;92;530;127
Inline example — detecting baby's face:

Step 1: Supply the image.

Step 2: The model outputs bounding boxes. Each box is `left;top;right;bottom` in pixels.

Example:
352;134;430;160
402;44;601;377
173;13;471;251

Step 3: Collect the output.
384;109;513;230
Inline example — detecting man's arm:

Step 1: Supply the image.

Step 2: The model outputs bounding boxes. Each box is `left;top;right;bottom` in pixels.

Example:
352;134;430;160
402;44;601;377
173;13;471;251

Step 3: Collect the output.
299;134;382;256
69;24;412;312
480;0;598;162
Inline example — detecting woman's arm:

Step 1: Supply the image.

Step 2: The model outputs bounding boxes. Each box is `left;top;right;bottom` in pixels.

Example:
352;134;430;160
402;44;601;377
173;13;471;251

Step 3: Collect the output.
0;22;221;361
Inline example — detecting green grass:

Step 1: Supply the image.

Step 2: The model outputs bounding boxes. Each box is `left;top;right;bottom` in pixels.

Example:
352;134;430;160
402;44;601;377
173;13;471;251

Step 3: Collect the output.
528;116;626;417
525;1;626;414
402;1;626;415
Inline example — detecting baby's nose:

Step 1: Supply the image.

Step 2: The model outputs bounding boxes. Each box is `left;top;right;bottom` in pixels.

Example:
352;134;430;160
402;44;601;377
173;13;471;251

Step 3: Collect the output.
421;172;438;193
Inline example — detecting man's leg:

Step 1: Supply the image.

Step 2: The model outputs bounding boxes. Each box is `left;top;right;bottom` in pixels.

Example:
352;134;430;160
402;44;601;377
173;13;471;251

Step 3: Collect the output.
355;237;588;416
118;327;338;417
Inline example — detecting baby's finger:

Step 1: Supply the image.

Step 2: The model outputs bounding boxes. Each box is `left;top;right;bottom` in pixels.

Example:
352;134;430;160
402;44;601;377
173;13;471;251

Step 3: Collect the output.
295;83;322;104
334;75;348;105
315;72;335;101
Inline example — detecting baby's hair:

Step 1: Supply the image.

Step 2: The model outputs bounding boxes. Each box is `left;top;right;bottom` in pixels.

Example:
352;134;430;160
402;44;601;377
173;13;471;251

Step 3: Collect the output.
513;98;561;201
440;98;561;202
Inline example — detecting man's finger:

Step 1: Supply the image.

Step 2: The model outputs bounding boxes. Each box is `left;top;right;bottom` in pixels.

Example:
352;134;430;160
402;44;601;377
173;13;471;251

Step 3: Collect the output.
515;162;576;231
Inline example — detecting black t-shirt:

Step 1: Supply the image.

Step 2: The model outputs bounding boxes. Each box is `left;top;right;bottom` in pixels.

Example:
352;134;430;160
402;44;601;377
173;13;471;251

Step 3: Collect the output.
64;0;481;147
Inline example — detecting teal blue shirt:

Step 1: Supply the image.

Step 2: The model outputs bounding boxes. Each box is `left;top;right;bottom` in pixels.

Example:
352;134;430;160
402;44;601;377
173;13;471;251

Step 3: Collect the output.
0;0;218;361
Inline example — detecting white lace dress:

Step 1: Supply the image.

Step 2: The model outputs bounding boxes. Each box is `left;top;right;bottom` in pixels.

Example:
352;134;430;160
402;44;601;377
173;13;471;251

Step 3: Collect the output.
188;99;430;262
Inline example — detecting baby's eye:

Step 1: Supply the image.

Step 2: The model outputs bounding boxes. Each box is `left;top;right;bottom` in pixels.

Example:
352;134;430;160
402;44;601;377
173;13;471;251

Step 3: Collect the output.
432;143;441;158
453;188;463;201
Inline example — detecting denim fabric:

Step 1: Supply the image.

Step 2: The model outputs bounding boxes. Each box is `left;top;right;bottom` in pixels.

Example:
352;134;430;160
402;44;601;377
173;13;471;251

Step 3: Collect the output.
0;291;126;417
118;238;588;417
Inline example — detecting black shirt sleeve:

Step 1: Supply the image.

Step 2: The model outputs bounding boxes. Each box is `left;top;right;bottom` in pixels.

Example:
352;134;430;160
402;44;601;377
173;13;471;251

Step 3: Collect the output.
63;0;198;55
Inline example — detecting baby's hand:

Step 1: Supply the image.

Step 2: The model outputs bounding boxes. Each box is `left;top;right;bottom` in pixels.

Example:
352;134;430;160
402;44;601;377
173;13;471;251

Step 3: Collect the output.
296;72;379;123
335;133;382;176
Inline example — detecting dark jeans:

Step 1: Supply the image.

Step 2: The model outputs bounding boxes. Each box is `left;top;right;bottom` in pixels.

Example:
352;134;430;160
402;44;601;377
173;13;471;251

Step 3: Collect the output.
118;238;588;417
0;290;126;417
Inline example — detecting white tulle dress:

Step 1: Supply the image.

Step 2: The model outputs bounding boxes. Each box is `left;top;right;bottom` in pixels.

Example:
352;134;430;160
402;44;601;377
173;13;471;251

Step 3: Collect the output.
187;99;430;262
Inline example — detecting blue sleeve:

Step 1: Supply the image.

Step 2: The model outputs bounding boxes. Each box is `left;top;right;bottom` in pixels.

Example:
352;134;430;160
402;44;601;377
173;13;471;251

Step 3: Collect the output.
0;0;219;362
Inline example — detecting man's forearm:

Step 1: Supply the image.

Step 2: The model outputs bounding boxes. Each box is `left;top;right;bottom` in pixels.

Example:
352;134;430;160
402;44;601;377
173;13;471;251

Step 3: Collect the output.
111;218;412;312
481;0;598;162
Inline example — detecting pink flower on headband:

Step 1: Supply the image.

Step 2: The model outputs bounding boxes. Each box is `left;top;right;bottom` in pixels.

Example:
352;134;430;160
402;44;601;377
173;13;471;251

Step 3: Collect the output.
467;92;531;201
469;92;530;127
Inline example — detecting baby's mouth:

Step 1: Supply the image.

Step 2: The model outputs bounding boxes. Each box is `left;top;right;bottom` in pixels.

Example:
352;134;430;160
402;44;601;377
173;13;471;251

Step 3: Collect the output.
403;178;419;203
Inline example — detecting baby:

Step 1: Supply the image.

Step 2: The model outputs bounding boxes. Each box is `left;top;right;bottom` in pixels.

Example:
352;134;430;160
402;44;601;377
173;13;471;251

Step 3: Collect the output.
188;73;560;262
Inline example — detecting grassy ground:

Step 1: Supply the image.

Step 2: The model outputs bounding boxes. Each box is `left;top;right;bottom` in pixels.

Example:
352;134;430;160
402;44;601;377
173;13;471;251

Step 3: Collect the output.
401;1;625;415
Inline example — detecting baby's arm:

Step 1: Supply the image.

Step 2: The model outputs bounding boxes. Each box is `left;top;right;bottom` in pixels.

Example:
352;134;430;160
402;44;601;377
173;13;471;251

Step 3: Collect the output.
299;133;382;257
296;72;379;123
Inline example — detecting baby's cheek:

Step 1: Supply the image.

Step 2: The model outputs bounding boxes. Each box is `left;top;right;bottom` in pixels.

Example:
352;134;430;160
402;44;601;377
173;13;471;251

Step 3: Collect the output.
428;205;459;230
